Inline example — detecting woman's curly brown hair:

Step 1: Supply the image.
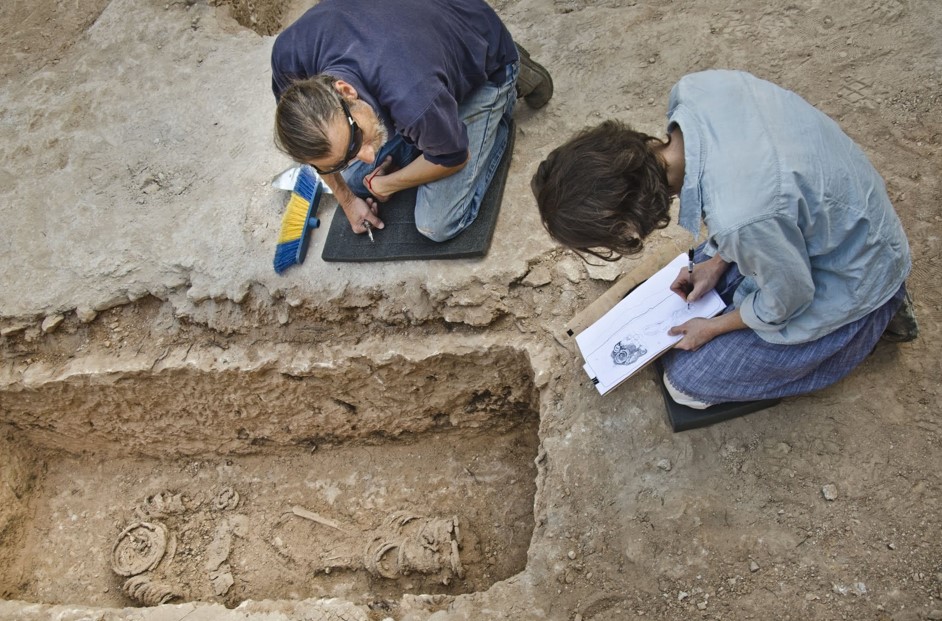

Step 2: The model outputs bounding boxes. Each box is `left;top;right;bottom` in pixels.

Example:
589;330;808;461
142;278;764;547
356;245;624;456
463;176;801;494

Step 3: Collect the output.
531;120;673;261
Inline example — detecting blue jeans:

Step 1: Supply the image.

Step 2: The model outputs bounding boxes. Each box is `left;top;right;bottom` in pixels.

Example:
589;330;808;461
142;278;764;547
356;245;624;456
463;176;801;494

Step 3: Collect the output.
343;62;519;242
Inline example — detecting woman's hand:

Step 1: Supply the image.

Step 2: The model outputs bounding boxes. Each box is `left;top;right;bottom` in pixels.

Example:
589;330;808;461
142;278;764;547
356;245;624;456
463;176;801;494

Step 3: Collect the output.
668;317;718;351
670;309;748;351
670;253;729;303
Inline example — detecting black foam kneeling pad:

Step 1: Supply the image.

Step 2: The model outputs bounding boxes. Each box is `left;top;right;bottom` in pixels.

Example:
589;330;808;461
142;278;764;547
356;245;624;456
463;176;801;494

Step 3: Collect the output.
321;122;515;262
654;361;781;432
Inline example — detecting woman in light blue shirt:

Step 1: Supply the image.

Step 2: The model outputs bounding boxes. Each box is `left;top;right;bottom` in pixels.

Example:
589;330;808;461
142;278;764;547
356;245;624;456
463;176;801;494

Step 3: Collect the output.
532;70;915;408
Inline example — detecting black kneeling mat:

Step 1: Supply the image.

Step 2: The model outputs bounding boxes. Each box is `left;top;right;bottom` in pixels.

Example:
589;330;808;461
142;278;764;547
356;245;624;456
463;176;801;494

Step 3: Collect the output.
653;361;781;432
321;123;515;262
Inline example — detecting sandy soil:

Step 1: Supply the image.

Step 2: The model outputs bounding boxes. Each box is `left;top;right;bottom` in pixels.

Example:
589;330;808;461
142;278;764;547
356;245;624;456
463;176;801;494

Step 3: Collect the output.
0;0;940;620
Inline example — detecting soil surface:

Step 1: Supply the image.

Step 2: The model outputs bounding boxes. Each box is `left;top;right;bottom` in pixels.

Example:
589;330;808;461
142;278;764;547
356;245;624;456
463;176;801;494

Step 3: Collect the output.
1;0;940;621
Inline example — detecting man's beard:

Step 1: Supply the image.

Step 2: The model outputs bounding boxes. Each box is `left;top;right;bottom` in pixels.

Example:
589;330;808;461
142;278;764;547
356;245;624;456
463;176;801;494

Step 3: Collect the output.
372;121;389;153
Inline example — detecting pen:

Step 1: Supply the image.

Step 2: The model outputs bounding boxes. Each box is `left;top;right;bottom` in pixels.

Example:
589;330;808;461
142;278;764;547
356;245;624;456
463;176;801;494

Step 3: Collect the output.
687;247;695;310
363;220;375;243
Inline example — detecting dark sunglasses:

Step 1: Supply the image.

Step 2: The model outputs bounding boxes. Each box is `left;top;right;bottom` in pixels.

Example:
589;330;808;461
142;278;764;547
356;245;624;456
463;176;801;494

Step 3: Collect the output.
312;98;364;175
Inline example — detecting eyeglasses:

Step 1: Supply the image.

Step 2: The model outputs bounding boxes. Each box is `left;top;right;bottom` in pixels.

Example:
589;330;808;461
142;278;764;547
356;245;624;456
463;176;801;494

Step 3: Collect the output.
312;98;364;175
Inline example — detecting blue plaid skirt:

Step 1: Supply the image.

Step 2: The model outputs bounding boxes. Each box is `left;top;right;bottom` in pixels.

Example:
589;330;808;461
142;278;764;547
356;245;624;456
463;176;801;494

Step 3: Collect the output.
661;253;906;404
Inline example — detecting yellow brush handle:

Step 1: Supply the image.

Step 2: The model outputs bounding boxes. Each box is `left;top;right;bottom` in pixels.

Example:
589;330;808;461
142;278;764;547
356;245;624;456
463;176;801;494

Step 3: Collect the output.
564;243;681;338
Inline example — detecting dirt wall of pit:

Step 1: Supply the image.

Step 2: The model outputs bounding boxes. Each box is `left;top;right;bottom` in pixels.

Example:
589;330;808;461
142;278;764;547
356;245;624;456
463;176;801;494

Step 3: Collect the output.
0;343;540;457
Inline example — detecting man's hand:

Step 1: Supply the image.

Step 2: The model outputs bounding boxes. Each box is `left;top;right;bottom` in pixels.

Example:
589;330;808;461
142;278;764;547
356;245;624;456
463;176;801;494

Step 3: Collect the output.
341;194;384;235
670;253;729;303
321;171;385;236
363;156;394;202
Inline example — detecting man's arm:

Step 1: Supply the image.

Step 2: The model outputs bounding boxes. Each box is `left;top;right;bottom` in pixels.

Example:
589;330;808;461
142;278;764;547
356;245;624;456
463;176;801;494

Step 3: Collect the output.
366;85;469;199
366;152;468;200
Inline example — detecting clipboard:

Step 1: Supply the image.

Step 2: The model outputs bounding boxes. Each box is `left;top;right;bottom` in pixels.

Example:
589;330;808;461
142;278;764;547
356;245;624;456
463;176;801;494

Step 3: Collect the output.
572;251;725;395
564;244;682;339
564;243;781;430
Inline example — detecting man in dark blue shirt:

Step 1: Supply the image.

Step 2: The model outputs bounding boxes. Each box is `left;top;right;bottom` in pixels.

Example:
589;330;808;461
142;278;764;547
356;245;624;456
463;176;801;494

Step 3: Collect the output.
272;0;552;242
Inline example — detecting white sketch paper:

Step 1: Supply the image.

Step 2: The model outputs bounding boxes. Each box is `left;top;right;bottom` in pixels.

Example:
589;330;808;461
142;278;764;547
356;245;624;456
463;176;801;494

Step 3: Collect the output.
576;253;726;395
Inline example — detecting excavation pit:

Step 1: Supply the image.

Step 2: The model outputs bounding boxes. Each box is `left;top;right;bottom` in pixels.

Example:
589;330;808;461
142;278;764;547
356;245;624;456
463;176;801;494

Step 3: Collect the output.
0;345;540;609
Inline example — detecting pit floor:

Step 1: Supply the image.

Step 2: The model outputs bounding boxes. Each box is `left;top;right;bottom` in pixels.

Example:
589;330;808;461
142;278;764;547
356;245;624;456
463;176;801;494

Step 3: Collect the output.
3;425;538;608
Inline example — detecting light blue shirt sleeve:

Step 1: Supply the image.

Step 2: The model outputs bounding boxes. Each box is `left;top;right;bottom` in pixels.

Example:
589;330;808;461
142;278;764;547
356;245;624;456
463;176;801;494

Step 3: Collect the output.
669;70;911;344
714;214;815;333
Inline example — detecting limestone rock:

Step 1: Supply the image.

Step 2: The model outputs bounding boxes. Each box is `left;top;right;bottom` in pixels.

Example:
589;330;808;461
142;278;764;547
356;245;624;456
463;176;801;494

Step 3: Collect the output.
76;306;98;323
522;266;552;287
41;314;65;333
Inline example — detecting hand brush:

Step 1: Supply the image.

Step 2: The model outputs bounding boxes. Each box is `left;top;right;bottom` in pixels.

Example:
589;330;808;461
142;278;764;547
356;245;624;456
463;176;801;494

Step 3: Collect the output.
273;165;323;274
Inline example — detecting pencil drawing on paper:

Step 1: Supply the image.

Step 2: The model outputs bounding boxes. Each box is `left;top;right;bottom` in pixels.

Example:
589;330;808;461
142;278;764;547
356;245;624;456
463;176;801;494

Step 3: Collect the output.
575;252;727;395
593;290;676;358
611;338;647;366
589;289;697;387
641;307;692;337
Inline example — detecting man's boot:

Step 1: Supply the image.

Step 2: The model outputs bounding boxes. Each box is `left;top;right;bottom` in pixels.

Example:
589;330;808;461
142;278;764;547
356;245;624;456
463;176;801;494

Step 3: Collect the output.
515;44;553;109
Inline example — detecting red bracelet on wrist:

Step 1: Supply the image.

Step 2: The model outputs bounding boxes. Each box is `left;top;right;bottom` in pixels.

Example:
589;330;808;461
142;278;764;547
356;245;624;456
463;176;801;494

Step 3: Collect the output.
364;173;377;195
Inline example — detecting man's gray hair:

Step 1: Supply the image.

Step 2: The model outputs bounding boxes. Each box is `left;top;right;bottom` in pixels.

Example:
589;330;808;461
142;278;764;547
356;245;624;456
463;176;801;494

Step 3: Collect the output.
274;74;342;163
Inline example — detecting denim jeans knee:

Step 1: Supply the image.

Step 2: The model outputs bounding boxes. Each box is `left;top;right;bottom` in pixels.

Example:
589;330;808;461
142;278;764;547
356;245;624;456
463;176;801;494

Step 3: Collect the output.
414;62;519;242
342;135;421;198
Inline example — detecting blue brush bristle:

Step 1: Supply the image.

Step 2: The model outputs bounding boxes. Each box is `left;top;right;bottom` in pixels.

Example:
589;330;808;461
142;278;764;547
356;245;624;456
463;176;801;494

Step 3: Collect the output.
273;238;301;274
272;166;323;274
294;165;319;201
